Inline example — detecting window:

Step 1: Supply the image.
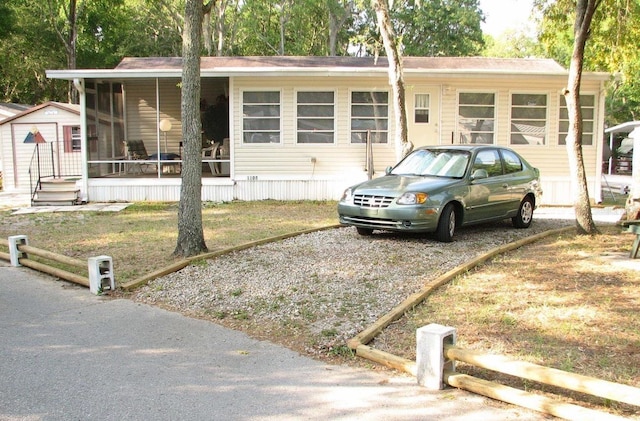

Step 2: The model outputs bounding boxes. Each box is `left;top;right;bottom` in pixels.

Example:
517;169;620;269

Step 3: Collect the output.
458;92;495;144
242;91;280;144
472;149;503;177
558;95;595;145
297;91;335;144
500;149;523;174
63;125;81;152
351;91;388;143
414;94;430;123
510;94;547;145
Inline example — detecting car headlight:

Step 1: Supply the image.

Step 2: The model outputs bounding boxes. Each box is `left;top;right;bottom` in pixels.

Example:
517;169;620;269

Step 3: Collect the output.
397;192;428;205
340;188;354;202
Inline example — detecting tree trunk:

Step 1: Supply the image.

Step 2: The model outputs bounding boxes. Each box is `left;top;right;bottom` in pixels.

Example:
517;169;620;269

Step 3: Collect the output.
327;0;352;57
174;0;208;257
372;0;412;159
564;0;599;234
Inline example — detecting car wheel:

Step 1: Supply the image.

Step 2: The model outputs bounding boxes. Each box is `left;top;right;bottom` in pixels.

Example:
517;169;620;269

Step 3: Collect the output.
436;204;456;243
356;227;374;236
512;196;534;228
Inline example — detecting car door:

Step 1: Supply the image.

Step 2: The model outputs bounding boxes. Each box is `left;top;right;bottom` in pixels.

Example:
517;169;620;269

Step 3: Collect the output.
464;149;513;223
499;148;532;210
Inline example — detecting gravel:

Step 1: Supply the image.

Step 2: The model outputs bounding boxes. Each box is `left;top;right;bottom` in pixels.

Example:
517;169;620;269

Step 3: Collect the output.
133;215;578;356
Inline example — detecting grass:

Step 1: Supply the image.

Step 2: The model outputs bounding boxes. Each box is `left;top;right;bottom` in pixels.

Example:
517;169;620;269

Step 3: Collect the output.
372;225;640;417
0;200;338;283
1;199;639;418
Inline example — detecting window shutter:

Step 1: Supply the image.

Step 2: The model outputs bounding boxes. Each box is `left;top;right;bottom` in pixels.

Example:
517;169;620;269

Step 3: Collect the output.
63;126;73;153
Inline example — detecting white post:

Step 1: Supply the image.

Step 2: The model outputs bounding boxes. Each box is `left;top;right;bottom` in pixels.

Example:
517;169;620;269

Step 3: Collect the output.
8;235;28;267
629;128;640;202
416;323;457;390
88;255;115;295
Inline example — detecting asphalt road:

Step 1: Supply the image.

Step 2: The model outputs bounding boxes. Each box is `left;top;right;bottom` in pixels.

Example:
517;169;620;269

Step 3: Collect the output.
0;263;544;421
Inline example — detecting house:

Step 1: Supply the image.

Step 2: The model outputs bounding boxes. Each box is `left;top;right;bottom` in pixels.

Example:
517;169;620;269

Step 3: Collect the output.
45;56;610;205
0;101;82;194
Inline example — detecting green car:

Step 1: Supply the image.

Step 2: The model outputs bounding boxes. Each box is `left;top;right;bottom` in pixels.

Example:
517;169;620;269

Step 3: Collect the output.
338;145;543;242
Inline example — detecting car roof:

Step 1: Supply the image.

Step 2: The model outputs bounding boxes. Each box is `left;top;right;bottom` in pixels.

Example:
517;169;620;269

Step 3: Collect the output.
415;145;509;152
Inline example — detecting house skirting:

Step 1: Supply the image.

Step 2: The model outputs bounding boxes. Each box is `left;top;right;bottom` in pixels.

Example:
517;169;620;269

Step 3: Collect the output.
85;176;601;206
86;177;350;203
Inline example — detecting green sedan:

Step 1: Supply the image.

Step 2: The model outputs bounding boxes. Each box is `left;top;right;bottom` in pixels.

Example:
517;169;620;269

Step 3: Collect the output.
338;145;543;242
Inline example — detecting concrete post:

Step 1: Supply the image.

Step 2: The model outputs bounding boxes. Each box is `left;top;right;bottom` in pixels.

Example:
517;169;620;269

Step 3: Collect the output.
416;323;457;390
8;235;28;267
88;256;115;295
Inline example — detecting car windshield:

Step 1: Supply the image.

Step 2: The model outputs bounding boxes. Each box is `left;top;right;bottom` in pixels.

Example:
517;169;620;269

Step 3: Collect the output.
390;149;470;178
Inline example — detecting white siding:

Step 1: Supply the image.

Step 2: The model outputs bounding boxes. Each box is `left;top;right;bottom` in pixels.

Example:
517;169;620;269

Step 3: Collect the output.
0;105;81;193
232;76;398;183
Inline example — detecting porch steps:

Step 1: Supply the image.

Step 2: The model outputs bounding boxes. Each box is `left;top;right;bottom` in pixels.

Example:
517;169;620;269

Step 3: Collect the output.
32;179;81;206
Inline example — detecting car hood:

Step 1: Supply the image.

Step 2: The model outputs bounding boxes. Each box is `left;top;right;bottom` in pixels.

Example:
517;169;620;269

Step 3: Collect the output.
352;175;460;196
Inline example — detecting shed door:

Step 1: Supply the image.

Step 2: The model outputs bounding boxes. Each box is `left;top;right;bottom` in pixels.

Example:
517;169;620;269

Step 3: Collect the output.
407;86;440;148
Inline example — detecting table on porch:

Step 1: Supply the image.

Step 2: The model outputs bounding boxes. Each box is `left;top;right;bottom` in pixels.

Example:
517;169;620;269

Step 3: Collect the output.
149;153;181;174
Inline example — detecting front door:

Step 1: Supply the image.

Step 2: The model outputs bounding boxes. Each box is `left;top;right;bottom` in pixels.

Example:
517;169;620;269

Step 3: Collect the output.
407;86;441;148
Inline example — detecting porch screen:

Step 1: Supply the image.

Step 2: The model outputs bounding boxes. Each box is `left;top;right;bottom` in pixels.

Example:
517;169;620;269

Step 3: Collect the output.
457;92;495;144
242;91;281;144
297;91;335;144
350;91;388;143
510;93;547;145
558;94;594;146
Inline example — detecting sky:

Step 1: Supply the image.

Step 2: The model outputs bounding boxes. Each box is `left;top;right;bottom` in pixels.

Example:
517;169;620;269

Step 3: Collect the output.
478;0;536;37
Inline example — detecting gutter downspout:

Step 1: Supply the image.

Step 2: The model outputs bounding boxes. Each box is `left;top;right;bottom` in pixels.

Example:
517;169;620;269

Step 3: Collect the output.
74;78;89;203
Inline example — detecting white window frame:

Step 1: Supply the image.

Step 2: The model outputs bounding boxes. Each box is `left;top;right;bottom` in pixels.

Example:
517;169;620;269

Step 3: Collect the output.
558;94;595;146
349;90;389;144
457;91;496;145
295;90;336;144
241;90;282;145
510;92;549;146
414;93;430;124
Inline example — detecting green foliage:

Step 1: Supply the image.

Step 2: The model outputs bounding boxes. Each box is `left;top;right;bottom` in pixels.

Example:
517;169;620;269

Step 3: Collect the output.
394;0;485;56
536;0;640;124
352;0;485;57
482;31;544;58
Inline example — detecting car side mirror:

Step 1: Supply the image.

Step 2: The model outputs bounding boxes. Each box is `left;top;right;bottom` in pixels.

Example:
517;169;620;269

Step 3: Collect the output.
471;169;488;180
385;166;393;175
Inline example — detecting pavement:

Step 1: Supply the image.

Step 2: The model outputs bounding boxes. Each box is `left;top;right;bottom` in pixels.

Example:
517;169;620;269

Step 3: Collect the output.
0;264;545;421
0;193;131;214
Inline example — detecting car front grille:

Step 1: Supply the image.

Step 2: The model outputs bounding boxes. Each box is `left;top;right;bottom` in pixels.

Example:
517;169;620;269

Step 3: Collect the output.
353;194;395;208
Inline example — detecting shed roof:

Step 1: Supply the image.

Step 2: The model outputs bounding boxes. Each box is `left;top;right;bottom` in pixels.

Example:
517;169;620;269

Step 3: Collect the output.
0;101;80;126
47;55;609;80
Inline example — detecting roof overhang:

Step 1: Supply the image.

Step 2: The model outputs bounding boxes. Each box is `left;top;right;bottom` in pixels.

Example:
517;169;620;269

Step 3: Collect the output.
605;121;640;134
45;56;610;81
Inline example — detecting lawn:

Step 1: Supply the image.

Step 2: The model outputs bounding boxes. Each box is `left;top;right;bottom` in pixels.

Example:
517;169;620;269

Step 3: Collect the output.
0;201;339;282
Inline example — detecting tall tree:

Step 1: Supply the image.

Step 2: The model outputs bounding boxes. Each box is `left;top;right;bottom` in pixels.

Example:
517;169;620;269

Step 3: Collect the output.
564;0;600;234
395;0;485;56
372;0;411;158
45;0;83;103
174;0;213;257
327;0;355;56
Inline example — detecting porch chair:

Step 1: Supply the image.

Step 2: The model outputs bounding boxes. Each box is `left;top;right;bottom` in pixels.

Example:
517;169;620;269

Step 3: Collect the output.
124;140;153;173
202;143;222;175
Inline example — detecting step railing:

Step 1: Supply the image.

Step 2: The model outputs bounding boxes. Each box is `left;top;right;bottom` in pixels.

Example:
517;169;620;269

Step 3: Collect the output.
28;142;82;205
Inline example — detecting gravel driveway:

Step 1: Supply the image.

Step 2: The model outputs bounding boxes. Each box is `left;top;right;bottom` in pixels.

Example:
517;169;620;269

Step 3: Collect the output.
134;214;584;356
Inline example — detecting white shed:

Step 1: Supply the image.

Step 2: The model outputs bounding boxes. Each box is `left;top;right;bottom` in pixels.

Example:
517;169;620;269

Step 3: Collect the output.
0;102;82;193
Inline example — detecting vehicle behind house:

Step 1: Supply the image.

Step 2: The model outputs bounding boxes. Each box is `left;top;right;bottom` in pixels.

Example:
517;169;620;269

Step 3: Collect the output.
338;145;542;242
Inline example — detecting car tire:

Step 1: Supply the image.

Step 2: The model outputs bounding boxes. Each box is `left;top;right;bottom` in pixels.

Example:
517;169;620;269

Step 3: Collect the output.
512;196;534;228
436;203;456;243
356;227;374;236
